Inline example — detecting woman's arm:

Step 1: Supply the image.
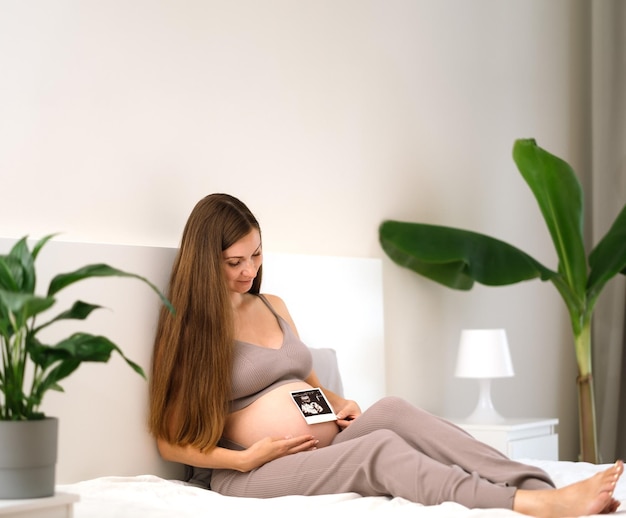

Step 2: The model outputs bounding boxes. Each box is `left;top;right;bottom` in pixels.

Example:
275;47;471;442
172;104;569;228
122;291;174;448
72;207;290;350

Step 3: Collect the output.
157;434;319;472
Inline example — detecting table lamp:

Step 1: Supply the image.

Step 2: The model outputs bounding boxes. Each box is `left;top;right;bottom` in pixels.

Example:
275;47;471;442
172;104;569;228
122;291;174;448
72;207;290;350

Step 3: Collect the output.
454;328;514;423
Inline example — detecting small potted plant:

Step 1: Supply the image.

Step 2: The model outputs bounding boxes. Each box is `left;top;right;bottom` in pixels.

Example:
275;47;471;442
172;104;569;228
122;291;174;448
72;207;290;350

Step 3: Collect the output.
0;235;173;499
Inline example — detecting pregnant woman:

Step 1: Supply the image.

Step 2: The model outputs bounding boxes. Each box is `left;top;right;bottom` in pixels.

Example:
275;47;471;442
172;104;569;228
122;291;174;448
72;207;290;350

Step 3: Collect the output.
149;193;622;517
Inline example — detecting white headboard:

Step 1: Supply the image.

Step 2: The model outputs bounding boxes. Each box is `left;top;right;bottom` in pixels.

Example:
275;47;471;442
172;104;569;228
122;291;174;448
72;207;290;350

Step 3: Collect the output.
0;238;385;483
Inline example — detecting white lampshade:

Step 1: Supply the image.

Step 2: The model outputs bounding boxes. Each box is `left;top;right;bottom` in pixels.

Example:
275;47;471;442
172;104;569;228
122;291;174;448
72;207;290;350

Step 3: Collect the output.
454;329;514;424
454;329;514;379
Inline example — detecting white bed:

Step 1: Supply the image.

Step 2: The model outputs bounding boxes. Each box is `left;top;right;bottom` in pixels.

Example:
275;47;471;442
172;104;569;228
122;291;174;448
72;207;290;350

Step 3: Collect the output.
1;238;623;517
56;460;624;518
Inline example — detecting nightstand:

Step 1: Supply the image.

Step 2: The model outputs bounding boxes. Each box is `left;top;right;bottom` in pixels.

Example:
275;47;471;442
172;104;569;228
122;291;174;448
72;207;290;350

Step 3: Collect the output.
453;418;559;461
0;492;79;518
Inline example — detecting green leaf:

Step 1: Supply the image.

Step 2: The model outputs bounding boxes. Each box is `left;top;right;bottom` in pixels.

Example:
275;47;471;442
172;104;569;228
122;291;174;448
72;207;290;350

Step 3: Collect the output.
587;202;626;301
0;289;56;329
7;237;36;293
513;139;587;301
30;234;57;261
379;221;555;290
28;334;113;373
0;235;56;294
0;255;21;292
48;263;174;314
31;359;81;407
29;332;146;378
33;300;102;334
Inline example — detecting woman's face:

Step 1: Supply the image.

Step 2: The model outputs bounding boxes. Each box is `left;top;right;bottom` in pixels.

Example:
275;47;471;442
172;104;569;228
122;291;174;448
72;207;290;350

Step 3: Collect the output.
222;229;262;294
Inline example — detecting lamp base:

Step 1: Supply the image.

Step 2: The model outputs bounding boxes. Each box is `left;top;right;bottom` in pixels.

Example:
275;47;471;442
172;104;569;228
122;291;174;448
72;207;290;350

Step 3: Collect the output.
464;378;507;424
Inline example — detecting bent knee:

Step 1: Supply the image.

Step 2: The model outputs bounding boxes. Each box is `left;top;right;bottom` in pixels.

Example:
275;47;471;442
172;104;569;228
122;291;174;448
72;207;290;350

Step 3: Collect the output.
370;396;420;416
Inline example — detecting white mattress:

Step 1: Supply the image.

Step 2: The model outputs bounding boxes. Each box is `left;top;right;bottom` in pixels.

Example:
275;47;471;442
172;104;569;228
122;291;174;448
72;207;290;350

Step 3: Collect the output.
58;460;625;518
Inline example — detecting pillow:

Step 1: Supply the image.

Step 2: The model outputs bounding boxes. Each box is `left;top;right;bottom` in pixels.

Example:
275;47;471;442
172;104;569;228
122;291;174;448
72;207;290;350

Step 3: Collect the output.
309;347;344;397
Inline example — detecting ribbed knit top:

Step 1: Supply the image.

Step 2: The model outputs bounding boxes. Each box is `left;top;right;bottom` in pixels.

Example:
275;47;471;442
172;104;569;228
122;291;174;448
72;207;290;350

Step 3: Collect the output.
229;295;313;412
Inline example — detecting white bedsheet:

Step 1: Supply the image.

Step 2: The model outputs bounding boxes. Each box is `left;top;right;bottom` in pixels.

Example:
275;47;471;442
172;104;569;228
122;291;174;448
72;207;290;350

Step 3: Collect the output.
58;460;625;518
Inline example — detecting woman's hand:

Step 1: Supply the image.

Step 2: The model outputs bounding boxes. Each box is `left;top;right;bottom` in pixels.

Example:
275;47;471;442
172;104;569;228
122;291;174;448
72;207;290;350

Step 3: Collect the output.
334;399;361;429
302;370;361;430
241;434;319;472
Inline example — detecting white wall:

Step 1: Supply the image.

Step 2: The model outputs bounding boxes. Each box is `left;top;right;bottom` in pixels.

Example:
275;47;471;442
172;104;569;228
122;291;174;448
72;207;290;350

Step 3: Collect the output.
0;0;590;460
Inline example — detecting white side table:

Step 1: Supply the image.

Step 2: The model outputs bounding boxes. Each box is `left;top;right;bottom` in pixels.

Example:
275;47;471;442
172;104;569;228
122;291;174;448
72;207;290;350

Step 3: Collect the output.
0;492;79;518
453;418;559;461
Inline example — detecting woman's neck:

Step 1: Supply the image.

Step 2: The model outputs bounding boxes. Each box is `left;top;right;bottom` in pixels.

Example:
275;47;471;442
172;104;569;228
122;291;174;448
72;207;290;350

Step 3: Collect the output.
230;291;254;311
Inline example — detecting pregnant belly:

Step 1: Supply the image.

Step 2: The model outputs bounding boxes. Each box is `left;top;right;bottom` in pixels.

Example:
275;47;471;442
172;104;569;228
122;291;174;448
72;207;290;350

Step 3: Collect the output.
223;381;340;449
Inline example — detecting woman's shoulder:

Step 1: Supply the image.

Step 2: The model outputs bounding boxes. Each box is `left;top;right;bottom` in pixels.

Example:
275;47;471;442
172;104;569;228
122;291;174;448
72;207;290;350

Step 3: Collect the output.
259;293;288;313
259;293;299;334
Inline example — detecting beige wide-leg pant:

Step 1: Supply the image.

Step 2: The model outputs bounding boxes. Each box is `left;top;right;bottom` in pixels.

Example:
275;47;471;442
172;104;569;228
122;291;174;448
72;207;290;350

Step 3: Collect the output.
208;397;555;509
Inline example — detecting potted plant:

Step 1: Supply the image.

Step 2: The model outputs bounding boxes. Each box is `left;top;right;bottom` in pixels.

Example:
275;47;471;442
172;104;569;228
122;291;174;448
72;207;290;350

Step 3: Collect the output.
379;138;626;464
0;234;173;498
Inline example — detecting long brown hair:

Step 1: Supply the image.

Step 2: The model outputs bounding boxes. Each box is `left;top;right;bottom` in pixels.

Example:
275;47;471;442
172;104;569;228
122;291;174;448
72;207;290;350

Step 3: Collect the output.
149;194;262;450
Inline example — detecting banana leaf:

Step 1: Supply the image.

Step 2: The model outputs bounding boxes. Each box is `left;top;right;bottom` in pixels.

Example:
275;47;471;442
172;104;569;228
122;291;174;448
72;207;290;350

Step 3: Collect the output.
378;138;626;463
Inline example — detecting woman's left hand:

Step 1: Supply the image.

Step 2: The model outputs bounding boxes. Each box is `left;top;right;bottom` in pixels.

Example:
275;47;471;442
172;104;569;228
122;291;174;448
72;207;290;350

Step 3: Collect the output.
303;370;361;429
334;400;361;429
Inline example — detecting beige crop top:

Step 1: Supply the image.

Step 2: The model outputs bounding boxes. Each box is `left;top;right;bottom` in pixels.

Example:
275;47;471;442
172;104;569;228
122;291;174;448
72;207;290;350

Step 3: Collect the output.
229;295;313;412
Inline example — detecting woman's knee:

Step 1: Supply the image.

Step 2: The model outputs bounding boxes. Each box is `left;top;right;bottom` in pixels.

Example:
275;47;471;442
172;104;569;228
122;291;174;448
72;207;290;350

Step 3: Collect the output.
338;396;434;442
369;396;423;418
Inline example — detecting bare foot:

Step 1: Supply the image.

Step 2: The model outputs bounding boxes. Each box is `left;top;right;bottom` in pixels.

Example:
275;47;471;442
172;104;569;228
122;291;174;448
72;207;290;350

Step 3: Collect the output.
513;460;623;517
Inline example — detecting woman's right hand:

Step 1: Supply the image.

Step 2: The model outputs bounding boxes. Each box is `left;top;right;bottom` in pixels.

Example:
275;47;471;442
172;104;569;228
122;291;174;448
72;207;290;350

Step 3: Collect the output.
241;434;319;471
